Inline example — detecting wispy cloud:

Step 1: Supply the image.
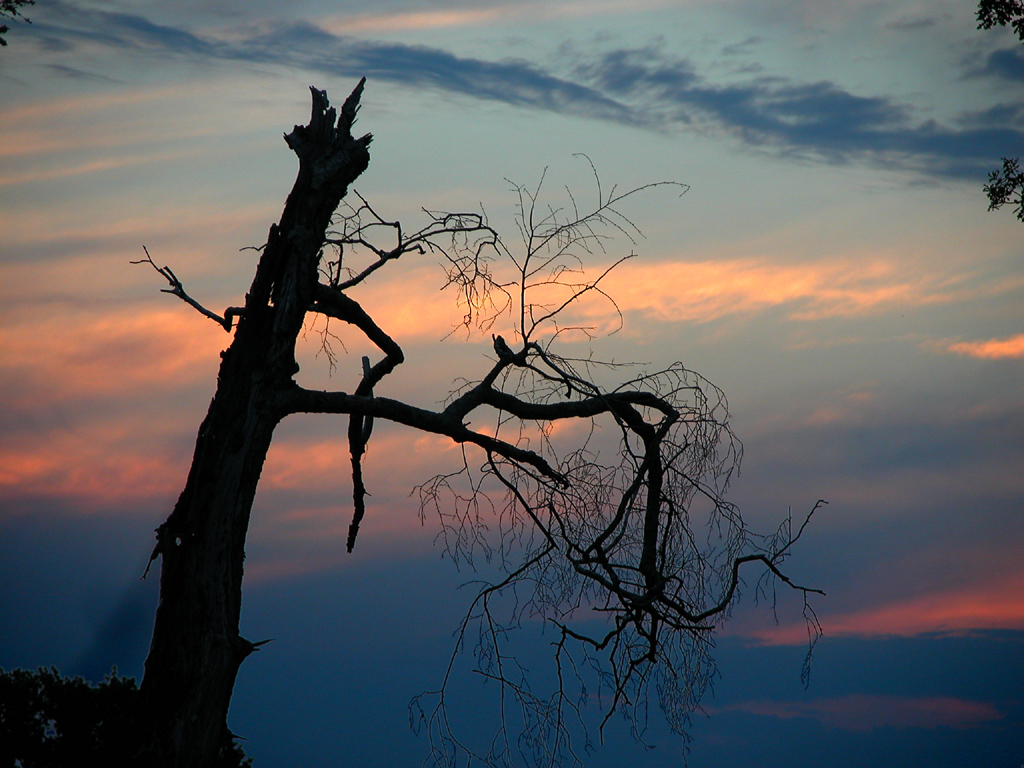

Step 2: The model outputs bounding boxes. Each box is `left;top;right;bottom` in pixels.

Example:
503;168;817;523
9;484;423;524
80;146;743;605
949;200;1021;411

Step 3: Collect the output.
320;7;512;34
748;572;1024;643
947;333;1024;359
602;255;967;325
29;1;1023;180
713;694;1004;731
0;148;205;187
0;306;227;403
0;425;188;509
576;45;1023;178
297;249;998;348
318;0;679;34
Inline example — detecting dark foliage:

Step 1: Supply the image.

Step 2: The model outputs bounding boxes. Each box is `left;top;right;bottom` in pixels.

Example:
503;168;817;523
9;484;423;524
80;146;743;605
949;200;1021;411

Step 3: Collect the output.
977;0;1024;41
984;157;1024;220
977;1;1024;219
0;666;251;768
0;0;33;46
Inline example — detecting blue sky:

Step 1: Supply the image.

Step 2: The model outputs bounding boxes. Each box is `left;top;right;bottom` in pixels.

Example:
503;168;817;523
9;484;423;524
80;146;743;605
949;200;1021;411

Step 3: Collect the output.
1;1;1023;766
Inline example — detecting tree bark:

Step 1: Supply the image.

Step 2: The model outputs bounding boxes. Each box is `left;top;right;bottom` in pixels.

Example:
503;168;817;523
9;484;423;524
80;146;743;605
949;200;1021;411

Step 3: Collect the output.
136;82;372;768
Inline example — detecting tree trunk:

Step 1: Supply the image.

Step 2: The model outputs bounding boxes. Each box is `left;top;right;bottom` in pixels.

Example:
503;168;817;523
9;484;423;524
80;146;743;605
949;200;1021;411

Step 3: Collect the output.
136;82;372;768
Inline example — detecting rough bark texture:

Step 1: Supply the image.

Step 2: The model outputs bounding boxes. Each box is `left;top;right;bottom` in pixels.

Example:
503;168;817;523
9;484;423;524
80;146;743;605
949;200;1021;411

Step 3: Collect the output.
136;82;372;768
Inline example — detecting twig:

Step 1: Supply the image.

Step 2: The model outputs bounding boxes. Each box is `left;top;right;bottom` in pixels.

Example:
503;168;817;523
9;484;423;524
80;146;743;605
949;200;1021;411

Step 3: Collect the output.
132;246;243;332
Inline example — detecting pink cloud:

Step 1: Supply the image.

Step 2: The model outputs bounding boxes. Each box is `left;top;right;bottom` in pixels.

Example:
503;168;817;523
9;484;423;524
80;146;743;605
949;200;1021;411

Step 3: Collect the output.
744;572;1024;644
261;430;464;493
0;431;186;509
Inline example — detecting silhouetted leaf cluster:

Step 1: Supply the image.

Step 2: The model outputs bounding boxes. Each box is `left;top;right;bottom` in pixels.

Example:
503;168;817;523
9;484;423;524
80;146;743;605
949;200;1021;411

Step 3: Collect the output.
977;1;1024;220
977;0;1024;41
985;158;1024;221
0;666;251;768
0;0;33;46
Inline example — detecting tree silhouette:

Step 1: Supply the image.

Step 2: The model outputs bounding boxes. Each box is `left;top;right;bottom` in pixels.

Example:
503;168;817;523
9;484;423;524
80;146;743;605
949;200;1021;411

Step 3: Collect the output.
984;157;1024;222
977;0;1024;41
0;0;33;46
0;666;251;767
977;0;1024;220
133;79;821;768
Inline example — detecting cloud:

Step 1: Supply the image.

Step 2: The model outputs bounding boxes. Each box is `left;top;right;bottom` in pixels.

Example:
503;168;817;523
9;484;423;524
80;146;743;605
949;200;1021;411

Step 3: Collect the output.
748;571;1024;644
30;2;1024;180
32;1;220;56
320;7;514;34
714;694;1004;731
607;255;961;323
0;305;227;404
533;251;992;337
981;47;1024;82
255;25;635;123
261;429;462;494
947;333;1024;359
0;148;204;187
0;305;225;510
31;3;634;125
0;429;188;511
576;45;1023;178
318;0;679;34
44;64;121;82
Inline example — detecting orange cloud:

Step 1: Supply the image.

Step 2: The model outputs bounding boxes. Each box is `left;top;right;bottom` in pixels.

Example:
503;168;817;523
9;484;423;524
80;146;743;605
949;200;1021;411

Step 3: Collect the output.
0;80;277;159
947;334;1024;360
382;249;1003;346
310;251;970;346
713;694;1003;732
0;85;198;129
1;305;227;403
598;255;967;326
309;264;498;344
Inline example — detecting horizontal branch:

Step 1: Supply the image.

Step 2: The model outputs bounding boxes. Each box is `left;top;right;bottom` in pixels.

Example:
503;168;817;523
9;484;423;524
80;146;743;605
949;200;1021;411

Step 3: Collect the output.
275;385;565;482
447;382;675;427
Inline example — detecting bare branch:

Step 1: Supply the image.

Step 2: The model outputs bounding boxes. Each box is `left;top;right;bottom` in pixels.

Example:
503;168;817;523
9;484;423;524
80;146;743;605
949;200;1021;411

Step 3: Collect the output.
134;89;819;768
388;163;820;767
324;194;513;333
131;246;242;332
276;386;567;485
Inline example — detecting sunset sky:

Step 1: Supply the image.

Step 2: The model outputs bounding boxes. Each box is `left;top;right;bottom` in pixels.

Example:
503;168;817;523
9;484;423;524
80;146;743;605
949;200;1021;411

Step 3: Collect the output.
2;1;1023;766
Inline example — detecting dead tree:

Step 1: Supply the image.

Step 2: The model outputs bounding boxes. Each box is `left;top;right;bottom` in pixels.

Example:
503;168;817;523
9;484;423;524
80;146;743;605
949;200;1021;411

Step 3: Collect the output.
133;79;822;768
